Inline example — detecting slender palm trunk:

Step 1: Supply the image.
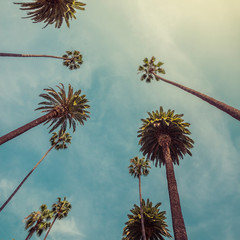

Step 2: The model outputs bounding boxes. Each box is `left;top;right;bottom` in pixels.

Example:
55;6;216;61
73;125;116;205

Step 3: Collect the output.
152;72;240;121
43;215;57;240
138;175;147;240
0;143;57;213
0;53;68;60
25;228;35;240
0;111;57;145
160;138;188;240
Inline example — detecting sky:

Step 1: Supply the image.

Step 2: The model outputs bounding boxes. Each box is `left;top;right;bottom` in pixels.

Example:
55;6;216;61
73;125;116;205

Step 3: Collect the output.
0;0;240;239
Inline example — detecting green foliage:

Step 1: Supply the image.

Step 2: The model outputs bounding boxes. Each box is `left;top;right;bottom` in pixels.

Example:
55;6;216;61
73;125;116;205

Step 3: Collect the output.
138;57;165;83
138;106;194;166
62;50;83;70
51;197;72;220
24;204;52;237
128;156;151;178
50;130;72;150
15;0;86;28
35;83;90;133
122;199;172;240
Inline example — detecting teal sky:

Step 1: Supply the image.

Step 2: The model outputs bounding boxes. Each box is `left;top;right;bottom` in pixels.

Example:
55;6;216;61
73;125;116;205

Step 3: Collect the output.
0;0;240;239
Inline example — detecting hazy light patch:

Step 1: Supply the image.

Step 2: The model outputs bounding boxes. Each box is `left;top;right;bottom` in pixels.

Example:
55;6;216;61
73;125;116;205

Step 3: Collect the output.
50;217;85;238
0;179;16;199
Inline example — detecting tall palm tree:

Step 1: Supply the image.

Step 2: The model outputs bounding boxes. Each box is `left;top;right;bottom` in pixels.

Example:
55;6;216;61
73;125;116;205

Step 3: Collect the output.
138;57;240;121
0;83;90;145
0;50;83;70
138;107;194;240
129;156;151;240
24;204;52;240
43;197;71;240
14;0;86;28
0;131;71;213
122;198;172;240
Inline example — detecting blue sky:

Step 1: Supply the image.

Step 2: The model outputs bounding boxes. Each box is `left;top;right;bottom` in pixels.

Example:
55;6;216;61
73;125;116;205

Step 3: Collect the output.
0;0;240;239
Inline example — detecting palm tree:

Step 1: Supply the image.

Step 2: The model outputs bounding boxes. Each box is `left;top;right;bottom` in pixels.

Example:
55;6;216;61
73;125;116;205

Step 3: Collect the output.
0;131;71;213
122;198;172;240
0;83;90;145
0;50;83;70
24;204;52;240
129;156;151;240
138;107;194;240
138;57;240;121
14;0;86;28
43;197;71;240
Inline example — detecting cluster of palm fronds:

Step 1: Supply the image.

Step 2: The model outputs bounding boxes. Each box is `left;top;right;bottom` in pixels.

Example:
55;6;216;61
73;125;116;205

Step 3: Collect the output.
36;83;90;133
62;50;83;70
15;0;86;28
138;57;165;83
122;199;172;240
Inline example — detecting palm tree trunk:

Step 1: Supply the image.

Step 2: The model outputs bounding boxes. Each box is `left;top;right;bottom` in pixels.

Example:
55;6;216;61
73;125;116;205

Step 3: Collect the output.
138;175;147;240
152;73;240;121
43;215;57;240
0;143;57;213
0;111;57;145
161;140;188;240
25;229;35;240
0;53;68;60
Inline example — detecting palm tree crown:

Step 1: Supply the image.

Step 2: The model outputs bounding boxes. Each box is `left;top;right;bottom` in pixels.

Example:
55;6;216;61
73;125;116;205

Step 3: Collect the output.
50;130;72;150
123;199;172;240
62;50;83;70
138;57;240;121
138;56;165;83
52;197;72;219
24;204;52;239
129;156;151;178
15;0;86;28
138;106;194;166
43;197;71;239
36;83;90;133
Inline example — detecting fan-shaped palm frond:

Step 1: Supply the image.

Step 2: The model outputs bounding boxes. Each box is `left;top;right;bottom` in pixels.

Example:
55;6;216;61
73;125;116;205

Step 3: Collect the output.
36;83;90;133
123;199;172;240
138;106;194;167
15;0;86;28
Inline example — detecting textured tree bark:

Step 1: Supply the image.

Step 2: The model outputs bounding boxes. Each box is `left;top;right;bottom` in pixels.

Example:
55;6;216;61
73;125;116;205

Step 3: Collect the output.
0;53;68;60
0;111;57;145
43;215;57;240
0;143;57;213
159;134;188;240
152;72;240;121
138;175;147;240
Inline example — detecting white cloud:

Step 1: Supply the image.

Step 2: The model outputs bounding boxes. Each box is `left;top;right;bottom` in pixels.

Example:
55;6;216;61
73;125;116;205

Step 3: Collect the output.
50;217;85;239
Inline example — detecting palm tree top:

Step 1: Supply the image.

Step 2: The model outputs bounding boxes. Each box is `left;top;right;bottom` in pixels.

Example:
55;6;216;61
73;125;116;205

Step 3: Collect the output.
50;130;72;150
138;57;165;83
123;199;172;240
35;83;90;133
129;156;151;178
15;0;86;28
24;204;52;237
138;106;194;166
52;197;72;220
62;50;83;70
